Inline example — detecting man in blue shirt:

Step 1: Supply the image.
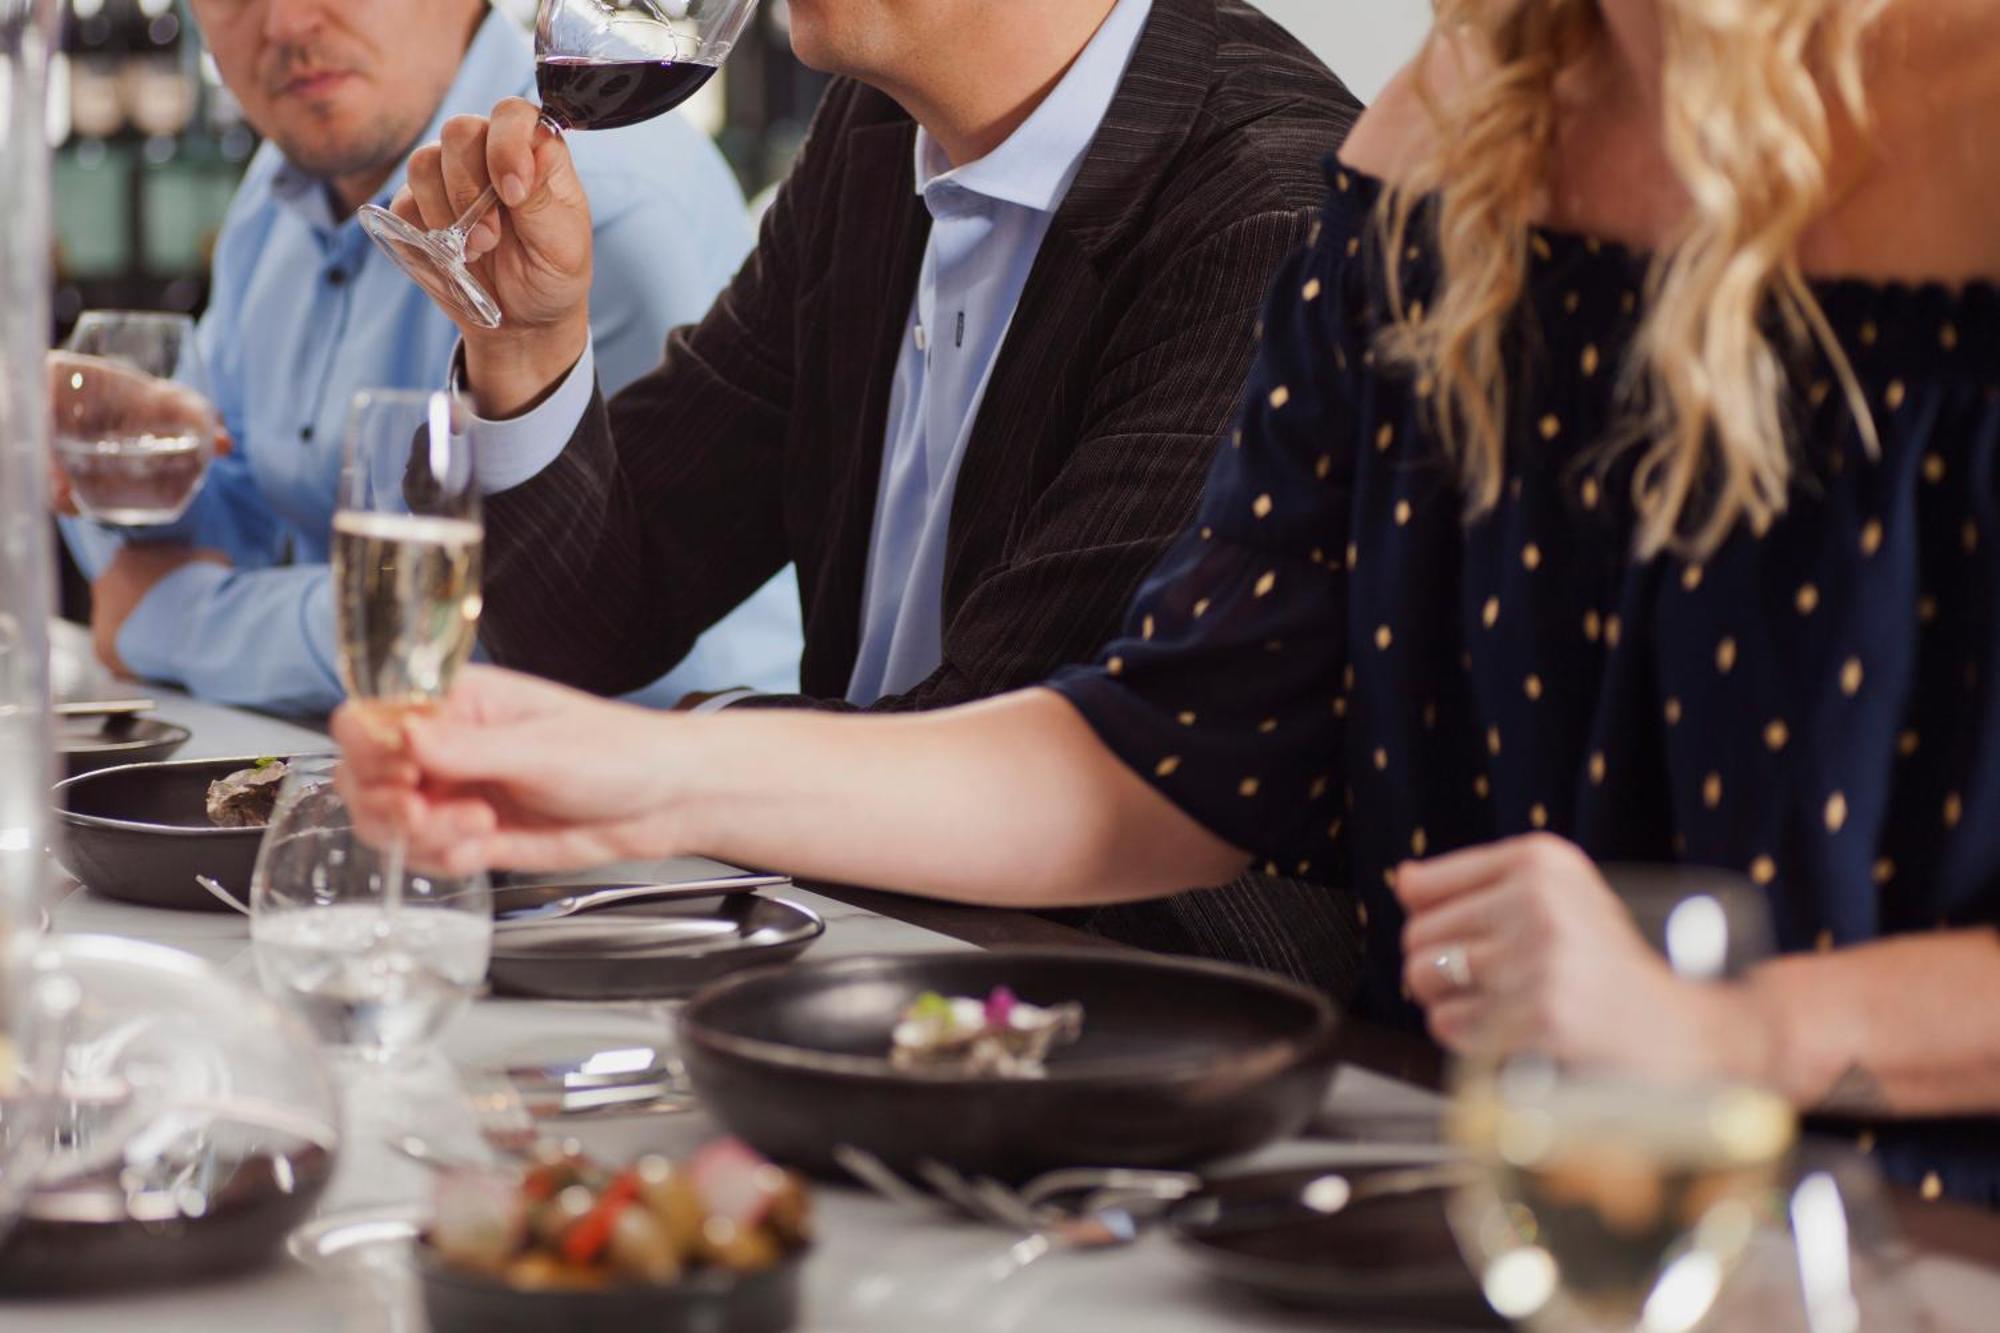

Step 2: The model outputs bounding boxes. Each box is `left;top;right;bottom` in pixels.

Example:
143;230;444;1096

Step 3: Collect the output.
59;0;800;716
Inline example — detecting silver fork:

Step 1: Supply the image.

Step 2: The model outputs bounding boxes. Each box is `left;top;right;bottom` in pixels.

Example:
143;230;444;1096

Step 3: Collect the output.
834;1146;1157;1275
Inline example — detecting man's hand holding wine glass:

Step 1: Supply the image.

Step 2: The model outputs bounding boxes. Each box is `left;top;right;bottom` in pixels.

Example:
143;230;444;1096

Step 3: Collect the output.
389;98;595;419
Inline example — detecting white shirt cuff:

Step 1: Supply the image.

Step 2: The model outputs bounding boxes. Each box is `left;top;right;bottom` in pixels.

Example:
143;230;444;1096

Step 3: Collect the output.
453;336;597;494
688;688;762;714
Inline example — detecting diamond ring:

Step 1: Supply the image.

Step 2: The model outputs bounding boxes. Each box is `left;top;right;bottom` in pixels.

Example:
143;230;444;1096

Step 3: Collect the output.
1433;945;1473;991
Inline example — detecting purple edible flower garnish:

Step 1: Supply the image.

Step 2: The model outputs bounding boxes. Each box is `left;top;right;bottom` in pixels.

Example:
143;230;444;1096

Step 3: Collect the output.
984;986;1018;1027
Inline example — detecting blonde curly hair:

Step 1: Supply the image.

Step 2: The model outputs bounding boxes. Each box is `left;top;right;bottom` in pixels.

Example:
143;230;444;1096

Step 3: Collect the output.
1379;0;1889;557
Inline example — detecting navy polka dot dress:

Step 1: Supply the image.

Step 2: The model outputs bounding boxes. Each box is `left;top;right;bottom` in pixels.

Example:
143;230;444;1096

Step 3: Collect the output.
1051;161;2000;1207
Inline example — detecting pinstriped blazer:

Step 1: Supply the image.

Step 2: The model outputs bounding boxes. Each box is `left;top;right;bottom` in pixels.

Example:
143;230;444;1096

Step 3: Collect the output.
478;0;1367;990
482;0;1358;710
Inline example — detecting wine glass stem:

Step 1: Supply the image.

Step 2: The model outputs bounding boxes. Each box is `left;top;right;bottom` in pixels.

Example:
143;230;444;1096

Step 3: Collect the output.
441;183;502;254
383;830;407;921
438;120;565;250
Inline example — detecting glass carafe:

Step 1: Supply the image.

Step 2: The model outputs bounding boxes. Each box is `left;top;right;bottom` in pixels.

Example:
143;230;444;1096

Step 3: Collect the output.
0;0;61;1236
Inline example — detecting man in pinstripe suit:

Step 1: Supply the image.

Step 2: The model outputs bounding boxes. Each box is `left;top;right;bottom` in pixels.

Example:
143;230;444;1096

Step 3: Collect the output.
386;0;1366;984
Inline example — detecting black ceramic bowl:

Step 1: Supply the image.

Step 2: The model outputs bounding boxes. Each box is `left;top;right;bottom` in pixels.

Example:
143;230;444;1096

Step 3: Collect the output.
418;1244;805;1333
679;950;1340;1182
59;714;192;780
53;755;291;911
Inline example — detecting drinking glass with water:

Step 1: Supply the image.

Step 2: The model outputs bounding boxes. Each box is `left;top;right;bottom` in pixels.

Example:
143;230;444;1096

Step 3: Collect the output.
51;311;219;527
250;756;491;1062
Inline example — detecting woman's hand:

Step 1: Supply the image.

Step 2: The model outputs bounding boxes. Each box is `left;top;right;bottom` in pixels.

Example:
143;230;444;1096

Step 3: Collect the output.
1394;834;1771;1083
332;665;690;876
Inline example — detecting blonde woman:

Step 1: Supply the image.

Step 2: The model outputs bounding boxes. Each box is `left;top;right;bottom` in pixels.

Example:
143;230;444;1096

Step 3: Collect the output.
338;0;2000;1205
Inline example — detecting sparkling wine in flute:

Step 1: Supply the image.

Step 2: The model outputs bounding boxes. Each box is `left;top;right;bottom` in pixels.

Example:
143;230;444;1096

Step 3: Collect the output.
1450;1072;1796;1330
332;511;484;717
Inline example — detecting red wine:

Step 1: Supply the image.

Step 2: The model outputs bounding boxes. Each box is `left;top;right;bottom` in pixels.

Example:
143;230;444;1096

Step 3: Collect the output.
536;57;718;131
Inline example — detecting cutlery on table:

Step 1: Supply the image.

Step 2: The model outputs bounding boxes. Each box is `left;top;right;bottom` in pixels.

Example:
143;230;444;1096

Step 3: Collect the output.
1171;1162;1478;1235
55;698;156;718
492;875;790;928
195;874;251;915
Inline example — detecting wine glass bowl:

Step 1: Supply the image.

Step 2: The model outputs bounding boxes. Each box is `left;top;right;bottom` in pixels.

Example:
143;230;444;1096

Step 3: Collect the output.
1445;869;1797;1332
334;389;483;721
357;0;760;329
249;757;492;1062
52;312;218;527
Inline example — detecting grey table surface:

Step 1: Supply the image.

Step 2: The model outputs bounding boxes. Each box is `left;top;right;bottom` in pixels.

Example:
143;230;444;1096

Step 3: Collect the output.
13;647;1999;1331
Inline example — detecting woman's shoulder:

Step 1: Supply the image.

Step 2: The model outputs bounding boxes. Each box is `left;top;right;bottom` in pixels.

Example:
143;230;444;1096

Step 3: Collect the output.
1333;33;1469;185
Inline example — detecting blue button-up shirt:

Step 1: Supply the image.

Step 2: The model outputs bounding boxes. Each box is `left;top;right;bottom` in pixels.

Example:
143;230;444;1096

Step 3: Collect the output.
62;10;802;715
844;0;1153;704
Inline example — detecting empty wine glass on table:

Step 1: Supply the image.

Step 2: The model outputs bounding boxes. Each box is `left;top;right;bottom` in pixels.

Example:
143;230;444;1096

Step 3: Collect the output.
358;0;761;328
250;756;492;1063
50;311;219;526
1446;868;1797;1333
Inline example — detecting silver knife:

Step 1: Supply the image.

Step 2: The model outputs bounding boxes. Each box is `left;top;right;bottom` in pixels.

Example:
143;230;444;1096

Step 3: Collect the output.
493;875;790;927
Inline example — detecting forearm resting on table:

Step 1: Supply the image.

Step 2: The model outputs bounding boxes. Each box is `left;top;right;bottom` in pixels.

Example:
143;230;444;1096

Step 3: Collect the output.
1738;929;2000;1118
675;688;1249;908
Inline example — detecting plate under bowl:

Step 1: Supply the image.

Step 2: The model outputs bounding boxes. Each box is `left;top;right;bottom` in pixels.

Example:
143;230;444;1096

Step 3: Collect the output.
0;1144;334;1295
1166;1165;1501;1324
59;714;192;780
418;1243;805;1333
53;755;293;911
679;950;1339;1182
487;892;825;1001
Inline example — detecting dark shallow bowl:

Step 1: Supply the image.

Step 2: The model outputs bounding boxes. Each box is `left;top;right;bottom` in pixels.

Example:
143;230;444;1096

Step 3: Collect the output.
59;714;192;780
0;1144;333;1295
487;891;825;1001
53;755;288;911
418;1243;806;1333
1167;1165;1500;1325
679;950;1339;1182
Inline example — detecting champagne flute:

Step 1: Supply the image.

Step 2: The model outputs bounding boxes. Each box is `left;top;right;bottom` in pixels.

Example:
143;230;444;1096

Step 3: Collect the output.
334;390;484;925
358;0;761;329
52;311;219;526
1446;868;1796;1333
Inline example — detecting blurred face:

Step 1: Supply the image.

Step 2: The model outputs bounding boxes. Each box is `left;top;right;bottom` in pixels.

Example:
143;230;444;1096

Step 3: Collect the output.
189;0;485;184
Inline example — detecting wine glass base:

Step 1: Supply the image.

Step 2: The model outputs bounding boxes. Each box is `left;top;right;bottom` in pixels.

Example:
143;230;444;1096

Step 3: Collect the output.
357;205;504;331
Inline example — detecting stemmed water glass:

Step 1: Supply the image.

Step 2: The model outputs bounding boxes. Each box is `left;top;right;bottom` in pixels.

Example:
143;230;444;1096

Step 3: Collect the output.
51;311;219;527
1445;867;1796;1333
250;756;493;1063
358;0;762;329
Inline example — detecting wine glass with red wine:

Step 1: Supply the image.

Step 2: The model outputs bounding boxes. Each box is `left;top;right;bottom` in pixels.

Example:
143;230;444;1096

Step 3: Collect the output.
358;0;759;330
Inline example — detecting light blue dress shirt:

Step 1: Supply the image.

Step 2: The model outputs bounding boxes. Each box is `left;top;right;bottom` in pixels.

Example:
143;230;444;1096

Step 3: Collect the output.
468;0;1153;709
843;0;1153;705
61;9;802;716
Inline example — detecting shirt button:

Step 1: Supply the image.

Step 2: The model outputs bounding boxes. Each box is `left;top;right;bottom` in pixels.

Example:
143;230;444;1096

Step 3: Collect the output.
301;425;315;442
326;268;348;286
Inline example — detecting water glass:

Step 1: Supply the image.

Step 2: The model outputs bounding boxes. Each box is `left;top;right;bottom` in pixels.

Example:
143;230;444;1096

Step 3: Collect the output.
250;757;492;1062
53;311;218;526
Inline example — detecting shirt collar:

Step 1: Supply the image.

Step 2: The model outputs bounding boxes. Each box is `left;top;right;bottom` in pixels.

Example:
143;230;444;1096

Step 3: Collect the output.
269;6;533;233
912;0;1153;217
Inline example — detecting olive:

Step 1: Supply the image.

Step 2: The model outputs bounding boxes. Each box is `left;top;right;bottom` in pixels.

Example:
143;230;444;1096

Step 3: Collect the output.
608;1202;683;1283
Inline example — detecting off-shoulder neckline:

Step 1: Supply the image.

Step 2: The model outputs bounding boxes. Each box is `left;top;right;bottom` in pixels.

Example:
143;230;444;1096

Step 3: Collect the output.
1324;158;2000;312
